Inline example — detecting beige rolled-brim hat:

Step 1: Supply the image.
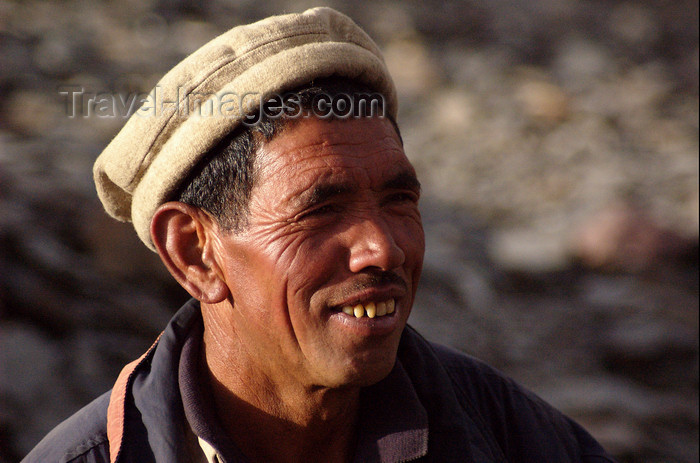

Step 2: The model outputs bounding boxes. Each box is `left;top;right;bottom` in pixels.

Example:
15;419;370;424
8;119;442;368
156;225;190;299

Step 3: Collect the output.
93;7;397;251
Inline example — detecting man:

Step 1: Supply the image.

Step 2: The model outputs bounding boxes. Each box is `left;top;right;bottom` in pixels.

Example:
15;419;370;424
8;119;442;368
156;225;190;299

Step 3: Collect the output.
24;7;617;463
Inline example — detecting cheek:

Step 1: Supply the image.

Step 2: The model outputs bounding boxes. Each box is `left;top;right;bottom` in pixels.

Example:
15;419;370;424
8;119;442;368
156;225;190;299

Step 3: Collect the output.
283;232;347;300
230;226;344;313
392;214;425;259
219;233;290;305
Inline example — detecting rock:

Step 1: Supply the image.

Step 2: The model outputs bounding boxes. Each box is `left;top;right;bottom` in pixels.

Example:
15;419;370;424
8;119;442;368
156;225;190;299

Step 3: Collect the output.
490;227;570;271
132;12;170;50
169;19;220;56
383;37;440;98
0;324;79;454
608;3;659;50
67;329;153;398
32;32;76;77
516;79;570;123
427;88;476;132
0;32;33;86
553;38;615;89
3;90;62;136
78;201;174;283
539;374;696;460
601;315;698;390
570;201;696;272
364;2;415;43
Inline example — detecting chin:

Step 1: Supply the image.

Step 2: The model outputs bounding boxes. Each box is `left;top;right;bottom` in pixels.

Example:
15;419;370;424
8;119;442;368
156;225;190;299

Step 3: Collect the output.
353;364;396;388
335;352;398;389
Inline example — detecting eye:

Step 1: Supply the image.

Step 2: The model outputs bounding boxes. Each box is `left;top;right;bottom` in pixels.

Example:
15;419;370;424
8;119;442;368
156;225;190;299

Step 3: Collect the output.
301;203;342;219
383;191;419;206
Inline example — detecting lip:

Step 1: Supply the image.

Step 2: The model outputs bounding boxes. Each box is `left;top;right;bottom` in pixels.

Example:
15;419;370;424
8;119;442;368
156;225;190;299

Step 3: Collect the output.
328;284;406;311
324;285;407;337
328;301;402;337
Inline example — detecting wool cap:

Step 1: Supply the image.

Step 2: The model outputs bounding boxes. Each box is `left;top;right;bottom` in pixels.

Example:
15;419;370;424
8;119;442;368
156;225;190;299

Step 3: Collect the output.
93;7;397;250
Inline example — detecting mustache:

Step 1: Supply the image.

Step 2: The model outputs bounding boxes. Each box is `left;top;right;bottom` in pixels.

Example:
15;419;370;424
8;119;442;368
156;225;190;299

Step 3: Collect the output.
342;270;408;295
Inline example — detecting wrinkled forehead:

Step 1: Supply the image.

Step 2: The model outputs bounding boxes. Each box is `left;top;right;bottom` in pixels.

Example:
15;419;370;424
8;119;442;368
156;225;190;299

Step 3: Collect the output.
253;117;414;200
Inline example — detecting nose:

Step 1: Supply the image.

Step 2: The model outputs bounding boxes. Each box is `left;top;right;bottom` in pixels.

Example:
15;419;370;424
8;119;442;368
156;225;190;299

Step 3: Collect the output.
347;215;406;273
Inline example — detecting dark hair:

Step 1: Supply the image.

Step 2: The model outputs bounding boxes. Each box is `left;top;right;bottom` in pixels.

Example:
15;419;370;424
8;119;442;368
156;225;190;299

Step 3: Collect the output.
175;77;401;231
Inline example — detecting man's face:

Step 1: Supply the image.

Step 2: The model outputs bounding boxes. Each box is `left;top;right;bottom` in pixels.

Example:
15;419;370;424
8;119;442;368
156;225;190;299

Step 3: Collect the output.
209;116;424;389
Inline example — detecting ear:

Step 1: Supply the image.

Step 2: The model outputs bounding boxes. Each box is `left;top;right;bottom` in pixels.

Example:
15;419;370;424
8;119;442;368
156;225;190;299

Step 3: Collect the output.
150;202;229;304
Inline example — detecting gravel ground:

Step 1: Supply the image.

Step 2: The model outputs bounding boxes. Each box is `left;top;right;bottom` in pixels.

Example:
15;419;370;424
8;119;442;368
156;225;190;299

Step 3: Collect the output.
0;1;697;462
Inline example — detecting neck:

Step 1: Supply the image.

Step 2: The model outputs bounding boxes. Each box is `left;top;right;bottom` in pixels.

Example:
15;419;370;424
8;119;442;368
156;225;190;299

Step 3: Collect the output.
200;302;360;463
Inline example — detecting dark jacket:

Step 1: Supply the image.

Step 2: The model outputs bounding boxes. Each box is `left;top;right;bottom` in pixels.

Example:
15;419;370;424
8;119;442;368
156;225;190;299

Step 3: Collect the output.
23;299;616;463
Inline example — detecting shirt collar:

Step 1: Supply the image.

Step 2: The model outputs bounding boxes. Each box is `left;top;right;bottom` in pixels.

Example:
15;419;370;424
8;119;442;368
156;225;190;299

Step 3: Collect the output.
354;361;429;462
178;320;429;463
178;320;248;463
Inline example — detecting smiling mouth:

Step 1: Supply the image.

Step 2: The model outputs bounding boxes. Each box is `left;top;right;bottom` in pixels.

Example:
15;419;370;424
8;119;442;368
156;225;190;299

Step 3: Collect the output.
335;299;396;319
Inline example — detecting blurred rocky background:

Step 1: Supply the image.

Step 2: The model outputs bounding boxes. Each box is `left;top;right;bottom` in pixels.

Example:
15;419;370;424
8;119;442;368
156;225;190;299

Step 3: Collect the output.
0;0;697;461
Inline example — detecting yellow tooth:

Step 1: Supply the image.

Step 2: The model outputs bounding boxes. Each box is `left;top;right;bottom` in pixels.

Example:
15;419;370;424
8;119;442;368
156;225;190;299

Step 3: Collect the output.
376;301;387;316
353;304;365;318
342;306;354;316
386;299;395;314
365;302;376;318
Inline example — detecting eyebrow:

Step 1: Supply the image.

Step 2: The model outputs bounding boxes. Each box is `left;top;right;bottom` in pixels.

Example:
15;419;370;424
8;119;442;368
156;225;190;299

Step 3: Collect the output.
292;182;356;211
293;169;421;210
306;183;355;207
382;170;421;194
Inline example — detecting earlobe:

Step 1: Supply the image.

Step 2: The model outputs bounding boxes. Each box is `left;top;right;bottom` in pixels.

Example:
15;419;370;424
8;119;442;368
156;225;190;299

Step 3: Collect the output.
151;202;229;304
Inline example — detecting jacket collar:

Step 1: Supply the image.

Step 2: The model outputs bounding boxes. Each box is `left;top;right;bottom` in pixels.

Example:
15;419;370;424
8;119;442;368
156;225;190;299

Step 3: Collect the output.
178;305;429;463
106;299;430;463
107;298;201;463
